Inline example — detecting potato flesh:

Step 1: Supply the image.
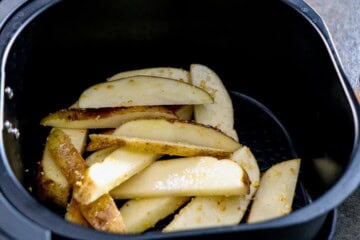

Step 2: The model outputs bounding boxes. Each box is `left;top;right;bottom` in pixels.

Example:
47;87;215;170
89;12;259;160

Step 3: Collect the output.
37;129;87;207
164;146;260;231
191;64;238;141
113;119;240;152
111;157;249;199
247;159;301;223
41;106;177;129
173;105;193;120
74;148;160;204
85;147;118;167
107;67;190;83
120;197;189;233
78;76;213;108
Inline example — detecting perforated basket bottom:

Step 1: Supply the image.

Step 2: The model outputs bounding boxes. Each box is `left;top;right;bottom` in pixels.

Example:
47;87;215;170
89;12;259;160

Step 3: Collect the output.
231;92;311;209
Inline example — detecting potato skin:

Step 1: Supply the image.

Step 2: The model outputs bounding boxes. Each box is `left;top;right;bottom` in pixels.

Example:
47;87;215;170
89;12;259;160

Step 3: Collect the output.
36;161;70;207
80;194;127;233
65;198;91;227
41;106;177;129
87;134;232;159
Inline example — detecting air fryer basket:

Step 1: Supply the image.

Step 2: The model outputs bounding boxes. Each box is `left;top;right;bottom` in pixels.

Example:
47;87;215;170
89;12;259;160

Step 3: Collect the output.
0;0;359;239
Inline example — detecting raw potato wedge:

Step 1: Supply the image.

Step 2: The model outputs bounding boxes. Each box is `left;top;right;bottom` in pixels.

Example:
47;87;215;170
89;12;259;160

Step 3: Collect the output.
113;119;241;152
78;76;213;108
107;68;193;120
36;128;87;207
172;105;193;121
74;148;160;204
191;64;238;141
111;156;249;199
47;128;88;185
41;106;177;129
120;197;189;233
85;147;118;167
247;159;301;223
86;134;232;158
48;129;127;233
164;146;260;231
69;101;79;109
107;67;190;83
80;194;127;233
65;198;91;227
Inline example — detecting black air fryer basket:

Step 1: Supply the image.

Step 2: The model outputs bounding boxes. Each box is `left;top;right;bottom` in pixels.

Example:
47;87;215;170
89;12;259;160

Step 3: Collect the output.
0;0;359;239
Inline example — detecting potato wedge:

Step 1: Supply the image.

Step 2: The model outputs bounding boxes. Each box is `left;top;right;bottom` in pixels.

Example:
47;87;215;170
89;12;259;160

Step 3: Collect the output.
191;64;238;141
86;134;232;158
171;105;193;121
69;101;79;109
65;198;91;227
85;147;118;167
113;119;241;152
36;128;87;207
47;129;127;232
78;76;213;108
111;156;249;199
120;197;189;233
74;148;160;204
107;67;190;83
80;194;127;233
47;128;88;185
163;147;260;231
247;159;301;223
41;106;177;129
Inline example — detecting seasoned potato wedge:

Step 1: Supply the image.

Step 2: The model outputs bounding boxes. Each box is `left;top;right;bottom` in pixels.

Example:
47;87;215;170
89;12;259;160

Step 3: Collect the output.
80;194;127;233
164;196;244;232
65;198;91;227
247;159;301;223
78;76;213;108
36;147;70;207
113;119;241;152
41;106;177;129
111;156;249;199
191;64;238;141
47;128;88;185
47;129;127;233
74;148;160;204
36;128;87;207
86;134;232;158
171;105;193;121
120;197;189;233
230;146;261;218
164;147;260;231
85;147;118;167
107;67;190;83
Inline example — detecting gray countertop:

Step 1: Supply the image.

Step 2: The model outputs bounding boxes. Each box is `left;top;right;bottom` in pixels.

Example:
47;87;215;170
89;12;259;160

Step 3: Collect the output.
305;0;360;239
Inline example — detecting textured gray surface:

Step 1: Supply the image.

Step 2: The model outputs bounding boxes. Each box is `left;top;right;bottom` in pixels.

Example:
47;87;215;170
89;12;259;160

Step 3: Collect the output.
305;0;360;239
306;0;360;90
